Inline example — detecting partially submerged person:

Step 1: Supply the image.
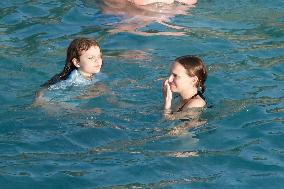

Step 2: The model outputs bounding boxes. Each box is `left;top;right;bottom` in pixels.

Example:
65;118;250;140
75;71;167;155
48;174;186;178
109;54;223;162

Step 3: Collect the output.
163;55;208;129
36;37;106;108
42;37;103;88
98;0;197;36
162;55;208;135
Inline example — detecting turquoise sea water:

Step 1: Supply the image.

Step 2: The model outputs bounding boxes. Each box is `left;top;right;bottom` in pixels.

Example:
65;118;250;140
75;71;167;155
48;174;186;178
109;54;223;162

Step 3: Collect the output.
0;0;283;188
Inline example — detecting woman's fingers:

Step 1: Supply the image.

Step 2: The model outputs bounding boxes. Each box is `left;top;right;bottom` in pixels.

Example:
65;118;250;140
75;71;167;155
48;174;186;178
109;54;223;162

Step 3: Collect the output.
163;79;168;86
163;79;172;110
163;79;169;92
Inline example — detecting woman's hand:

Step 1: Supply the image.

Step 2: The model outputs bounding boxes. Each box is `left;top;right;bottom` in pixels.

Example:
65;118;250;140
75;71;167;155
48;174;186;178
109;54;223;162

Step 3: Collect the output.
163;79;172;110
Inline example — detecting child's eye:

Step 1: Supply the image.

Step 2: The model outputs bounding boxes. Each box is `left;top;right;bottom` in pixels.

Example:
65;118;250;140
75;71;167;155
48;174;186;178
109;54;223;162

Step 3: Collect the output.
88;56;101;60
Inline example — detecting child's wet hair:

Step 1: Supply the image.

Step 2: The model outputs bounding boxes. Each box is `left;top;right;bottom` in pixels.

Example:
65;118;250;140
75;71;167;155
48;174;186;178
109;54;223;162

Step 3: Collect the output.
42;37;101;88
175;55;208;94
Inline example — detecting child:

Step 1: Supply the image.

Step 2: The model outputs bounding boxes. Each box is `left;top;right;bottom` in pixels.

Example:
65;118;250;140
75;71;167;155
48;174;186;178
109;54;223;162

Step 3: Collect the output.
163;55;207;114
36;37;105;109
42;37;103;88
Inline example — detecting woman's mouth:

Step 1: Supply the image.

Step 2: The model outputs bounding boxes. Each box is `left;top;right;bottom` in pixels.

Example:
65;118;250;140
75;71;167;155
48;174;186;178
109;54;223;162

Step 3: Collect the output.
169;83;176;89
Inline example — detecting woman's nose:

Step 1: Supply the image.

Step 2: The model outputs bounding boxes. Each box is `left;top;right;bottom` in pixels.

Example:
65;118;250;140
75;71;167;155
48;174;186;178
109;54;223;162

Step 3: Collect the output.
168;75;173;82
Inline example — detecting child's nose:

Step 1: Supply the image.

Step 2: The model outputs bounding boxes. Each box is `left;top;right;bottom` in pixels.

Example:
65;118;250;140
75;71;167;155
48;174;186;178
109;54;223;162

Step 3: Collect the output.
96;58;102;64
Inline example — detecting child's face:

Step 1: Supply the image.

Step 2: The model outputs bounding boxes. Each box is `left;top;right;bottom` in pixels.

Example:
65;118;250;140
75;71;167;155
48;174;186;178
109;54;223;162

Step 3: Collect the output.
168;62;197;93
75;46;102;76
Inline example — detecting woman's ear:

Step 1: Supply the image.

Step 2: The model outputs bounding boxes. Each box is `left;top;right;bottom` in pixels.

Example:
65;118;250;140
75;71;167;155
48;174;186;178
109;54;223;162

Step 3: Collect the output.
192;76;199;86
72;58;80;68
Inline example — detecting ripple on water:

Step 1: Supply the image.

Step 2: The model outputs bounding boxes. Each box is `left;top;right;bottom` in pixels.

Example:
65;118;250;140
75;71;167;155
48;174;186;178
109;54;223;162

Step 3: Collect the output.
97;173;221;188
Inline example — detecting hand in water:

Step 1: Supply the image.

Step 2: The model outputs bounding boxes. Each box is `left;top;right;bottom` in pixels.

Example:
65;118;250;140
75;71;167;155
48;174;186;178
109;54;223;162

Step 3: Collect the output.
163;79;172;110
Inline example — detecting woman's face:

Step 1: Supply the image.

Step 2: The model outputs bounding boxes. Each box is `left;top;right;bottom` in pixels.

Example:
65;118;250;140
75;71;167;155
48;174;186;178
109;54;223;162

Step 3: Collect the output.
168;62;197;93
74;45;103;76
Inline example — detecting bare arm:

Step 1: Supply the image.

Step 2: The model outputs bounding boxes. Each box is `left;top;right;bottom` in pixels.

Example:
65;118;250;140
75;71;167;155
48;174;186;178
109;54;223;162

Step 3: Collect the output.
163;79;173;111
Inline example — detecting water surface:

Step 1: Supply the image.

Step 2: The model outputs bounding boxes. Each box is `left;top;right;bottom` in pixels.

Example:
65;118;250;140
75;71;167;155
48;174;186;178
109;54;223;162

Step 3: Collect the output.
0;0;283;188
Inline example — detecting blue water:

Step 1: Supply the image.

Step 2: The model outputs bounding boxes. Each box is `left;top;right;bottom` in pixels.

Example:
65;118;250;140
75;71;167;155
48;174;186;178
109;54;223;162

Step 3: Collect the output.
1;0;283;188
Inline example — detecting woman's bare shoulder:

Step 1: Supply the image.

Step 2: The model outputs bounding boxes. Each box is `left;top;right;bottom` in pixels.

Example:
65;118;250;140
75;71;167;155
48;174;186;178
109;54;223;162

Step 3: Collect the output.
187;97;206;108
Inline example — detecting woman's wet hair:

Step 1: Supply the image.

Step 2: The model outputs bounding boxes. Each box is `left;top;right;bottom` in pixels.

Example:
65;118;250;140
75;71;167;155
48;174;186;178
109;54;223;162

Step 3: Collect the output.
175;55;208;94
42;37;101;88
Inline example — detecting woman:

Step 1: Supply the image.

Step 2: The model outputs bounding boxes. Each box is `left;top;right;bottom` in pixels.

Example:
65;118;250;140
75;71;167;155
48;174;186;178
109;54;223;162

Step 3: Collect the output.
163;55;208;114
